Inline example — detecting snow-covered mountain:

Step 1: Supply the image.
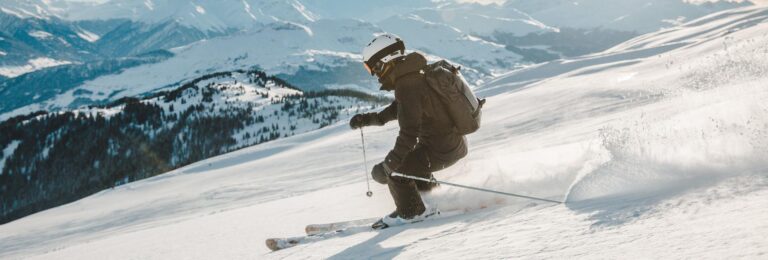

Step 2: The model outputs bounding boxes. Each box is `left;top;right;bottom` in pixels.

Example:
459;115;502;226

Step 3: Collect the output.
0;0;316;31
0;67;386;225
505;0;753;32
405;4;557;36
482;0;751;62
378;13;523;73
1;5;766;259
1;0;750;120
0;0;319;73
0;15;526;119
0;11;99;69
0;50;173;116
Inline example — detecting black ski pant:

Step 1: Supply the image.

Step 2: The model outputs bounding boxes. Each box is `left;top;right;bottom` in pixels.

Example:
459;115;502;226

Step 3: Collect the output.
388;146;459;218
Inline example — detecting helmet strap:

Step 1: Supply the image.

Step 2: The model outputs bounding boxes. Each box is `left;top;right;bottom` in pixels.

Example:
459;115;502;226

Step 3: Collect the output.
375;62;399;91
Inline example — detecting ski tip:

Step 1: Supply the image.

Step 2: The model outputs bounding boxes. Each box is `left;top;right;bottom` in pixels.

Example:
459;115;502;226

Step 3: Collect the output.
305;226;317;235
371;219;389;230
265;238;280;251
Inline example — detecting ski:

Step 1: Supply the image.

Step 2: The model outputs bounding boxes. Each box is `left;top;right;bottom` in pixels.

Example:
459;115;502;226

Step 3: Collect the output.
305;217;380;236
265;210;465;251
266;225;374;251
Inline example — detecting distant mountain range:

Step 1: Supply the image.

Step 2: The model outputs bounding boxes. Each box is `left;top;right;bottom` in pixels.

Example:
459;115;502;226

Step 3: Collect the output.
0;0;751;120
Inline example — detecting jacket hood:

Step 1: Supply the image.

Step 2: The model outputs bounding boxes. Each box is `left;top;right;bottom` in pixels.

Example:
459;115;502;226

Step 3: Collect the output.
379;52;428;91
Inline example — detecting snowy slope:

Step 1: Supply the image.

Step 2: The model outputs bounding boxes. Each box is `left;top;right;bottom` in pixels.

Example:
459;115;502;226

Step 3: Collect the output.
1;5;768;259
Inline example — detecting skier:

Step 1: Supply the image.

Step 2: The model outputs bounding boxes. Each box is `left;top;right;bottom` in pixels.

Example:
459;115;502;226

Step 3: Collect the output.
349;34;469;228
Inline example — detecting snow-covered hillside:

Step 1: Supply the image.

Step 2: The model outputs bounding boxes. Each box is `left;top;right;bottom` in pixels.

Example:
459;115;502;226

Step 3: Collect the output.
0;57;71;78
0;68;386;225
1;5;766;259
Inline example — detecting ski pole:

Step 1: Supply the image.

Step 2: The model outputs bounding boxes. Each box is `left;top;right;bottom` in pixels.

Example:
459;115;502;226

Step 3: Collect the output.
390;172;563;204
360;128;373;197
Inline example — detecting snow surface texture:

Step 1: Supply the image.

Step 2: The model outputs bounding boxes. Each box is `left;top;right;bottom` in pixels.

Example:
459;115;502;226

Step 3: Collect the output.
1;6;768;259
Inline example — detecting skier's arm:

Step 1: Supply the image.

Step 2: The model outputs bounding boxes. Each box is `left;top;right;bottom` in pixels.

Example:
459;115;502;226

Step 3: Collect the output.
376;101;398;123
349;101;397;129
384;86;423;170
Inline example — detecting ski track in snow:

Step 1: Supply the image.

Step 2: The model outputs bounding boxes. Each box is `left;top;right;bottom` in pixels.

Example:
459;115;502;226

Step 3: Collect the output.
1;6;768;260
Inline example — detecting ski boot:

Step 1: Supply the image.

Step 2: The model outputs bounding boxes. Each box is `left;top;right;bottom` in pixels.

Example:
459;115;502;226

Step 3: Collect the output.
372;207;440;230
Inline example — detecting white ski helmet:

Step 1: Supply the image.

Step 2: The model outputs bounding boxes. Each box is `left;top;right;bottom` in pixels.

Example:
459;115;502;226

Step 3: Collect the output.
362;33;405;76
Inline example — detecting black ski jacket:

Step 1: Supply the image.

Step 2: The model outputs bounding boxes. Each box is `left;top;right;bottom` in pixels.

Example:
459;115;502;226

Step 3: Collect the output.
376;52;468;171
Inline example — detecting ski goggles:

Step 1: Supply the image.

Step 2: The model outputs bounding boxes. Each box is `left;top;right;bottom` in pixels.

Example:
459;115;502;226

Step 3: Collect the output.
363;62;373;75
365;59;392;77
363;61;384;76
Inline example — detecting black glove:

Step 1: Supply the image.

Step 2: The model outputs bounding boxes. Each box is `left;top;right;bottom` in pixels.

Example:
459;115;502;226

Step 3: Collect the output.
349;113;381;129
371;162;393;185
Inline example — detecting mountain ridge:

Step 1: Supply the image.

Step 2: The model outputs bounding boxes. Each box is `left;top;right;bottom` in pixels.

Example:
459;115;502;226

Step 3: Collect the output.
0;67;388;225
